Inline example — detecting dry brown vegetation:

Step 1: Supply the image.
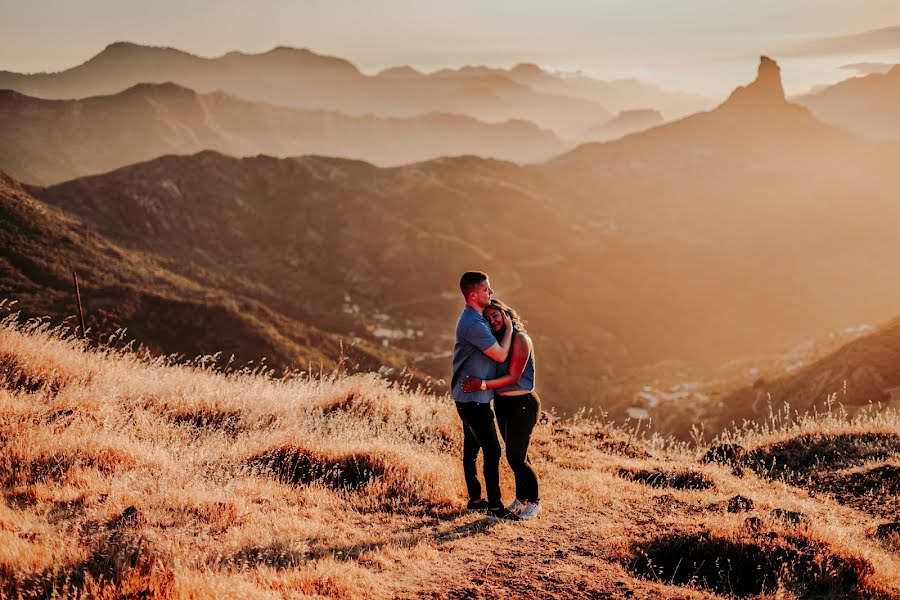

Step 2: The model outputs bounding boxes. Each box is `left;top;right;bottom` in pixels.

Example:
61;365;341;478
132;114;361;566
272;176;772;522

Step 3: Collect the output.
1;314;899;599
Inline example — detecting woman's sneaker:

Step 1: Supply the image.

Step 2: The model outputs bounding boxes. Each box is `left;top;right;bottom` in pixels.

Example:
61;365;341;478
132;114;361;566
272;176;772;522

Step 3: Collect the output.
519;502;542;520
466;499;489;513
488;506;521;521
507;499;526;514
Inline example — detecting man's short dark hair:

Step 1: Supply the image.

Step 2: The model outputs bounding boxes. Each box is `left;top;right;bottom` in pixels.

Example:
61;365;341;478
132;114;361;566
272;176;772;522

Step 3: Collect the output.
460;271;488;298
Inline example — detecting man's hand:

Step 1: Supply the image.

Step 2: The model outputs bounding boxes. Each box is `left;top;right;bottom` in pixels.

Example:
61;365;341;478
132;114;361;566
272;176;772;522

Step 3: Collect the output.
503;312;512;330
461;376;484;393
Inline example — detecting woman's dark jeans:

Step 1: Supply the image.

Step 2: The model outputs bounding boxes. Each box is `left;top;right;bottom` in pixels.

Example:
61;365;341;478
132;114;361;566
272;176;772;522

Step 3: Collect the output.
494;392;540;503
455;401;503;508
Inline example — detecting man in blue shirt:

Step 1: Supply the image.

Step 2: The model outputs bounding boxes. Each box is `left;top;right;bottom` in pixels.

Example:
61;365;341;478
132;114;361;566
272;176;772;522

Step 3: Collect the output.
451;271;517;520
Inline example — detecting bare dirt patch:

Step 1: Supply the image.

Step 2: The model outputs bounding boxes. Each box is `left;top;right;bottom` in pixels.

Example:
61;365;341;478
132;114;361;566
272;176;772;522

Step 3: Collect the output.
618;468;714;490
726;495;754;513
0;351;64;395
875;523;900;552
0;448;133;487
627;531;876;598
749;432;900;482
248;446;386;491
169;408;244;436
701;443;747;466
818;464;900;518
3;513;172;598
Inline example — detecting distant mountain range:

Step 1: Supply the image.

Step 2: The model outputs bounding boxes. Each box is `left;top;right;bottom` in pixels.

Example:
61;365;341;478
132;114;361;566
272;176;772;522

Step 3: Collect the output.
840;62;894;75
796;64;900;139
5;56;900;432
0;42;605;139
0;83;567;185
0;42;711;140
553;57;900;244
376;62;709;122
581;109;665;142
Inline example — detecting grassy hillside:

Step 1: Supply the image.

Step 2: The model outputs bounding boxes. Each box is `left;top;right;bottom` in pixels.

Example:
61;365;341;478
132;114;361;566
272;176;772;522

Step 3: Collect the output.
0;168;413;383
1;314;899;598
716;313;900;434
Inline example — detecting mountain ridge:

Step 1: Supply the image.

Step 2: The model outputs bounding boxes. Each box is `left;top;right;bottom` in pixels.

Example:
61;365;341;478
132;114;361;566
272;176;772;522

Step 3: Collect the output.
796;63;900;139
0;42;615;138
0;82;567;184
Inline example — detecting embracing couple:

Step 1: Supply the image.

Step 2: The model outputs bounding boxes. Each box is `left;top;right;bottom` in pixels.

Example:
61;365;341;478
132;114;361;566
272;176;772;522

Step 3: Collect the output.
451;271;541;522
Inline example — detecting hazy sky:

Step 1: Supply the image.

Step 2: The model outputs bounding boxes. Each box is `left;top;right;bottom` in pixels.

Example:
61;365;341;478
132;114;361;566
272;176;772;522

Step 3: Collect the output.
2;0;900;95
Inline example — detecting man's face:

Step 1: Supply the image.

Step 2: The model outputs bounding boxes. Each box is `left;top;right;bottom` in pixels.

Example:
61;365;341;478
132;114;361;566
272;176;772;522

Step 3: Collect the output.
470;279;493;309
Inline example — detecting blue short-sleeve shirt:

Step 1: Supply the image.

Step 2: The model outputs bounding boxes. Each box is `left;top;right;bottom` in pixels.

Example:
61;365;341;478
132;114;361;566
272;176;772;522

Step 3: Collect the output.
451;305;498;404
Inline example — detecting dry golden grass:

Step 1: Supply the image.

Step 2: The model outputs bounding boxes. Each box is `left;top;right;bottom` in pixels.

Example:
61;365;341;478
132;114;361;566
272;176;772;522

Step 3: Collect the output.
1;312;899;599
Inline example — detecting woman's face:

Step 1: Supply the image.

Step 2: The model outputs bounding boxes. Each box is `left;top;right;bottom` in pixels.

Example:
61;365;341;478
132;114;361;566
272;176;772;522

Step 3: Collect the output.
484;307;505;333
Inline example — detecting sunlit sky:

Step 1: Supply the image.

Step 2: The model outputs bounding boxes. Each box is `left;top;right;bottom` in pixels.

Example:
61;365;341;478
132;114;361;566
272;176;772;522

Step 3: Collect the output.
2;0;900;96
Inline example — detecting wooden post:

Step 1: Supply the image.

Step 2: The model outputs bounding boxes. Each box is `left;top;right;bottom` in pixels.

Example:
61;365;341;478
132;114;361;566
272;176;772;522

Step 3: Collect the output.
73;271;86;338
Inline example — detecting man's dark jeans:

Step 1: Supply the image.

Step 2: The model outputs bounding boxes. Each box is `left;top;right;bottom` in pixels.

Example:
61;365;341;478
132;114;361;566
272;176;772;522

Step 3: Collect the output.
455;401;503;508
494;392;540;503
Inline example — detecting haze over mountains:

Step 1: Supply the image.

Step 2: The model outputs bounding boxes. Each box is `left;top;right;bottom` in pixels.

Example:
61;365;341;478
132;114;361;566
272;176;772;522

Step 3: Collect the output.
841;62;895;75
546;57;900;409
0;84;566;185
797;63;900;139
0;42;601;138
581;109;665;142
0;42;711;141
5;53;900;435
375;61;709;122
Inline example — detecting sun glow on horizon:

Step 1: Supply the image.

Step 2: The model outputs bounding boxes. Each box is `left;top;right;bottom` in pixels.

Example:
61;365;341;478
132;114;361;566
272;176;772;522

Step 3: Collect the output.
3;0;900;96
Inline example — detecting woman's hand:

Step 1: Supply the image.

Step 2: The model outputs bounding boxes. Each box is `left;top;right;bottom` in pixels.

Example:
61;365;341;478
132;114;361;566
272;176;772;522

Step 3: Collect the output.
503;312;512;330
461;376;484;393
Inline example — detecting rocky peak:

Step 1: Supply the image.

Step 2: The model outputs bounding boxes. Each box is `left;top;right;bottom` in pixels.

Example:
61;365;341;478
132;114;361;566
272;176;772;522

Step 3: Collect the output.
719;56;789;111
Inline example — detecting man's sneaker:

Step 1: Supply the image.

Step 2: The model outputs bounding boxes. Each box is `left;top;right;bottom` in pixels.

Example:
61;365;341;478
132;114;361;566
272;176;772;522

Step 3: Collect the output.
507;499;526;514
519;502;542;520
488;506;521;522
466;499;489;513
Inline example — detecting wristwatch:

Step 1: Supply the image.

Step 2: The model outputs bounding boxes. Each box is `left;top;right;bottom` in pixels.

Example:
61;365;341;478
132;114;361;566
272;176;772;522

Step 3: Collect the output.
480;379;487;391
